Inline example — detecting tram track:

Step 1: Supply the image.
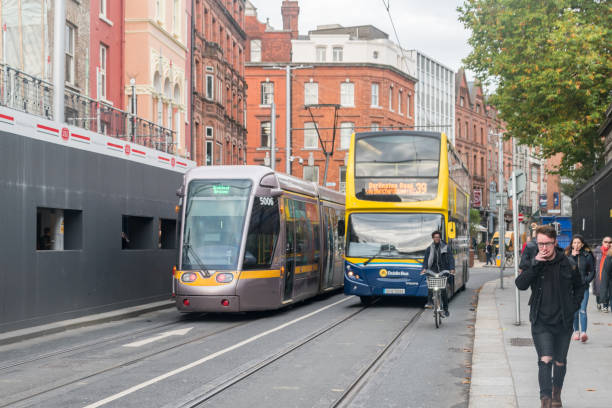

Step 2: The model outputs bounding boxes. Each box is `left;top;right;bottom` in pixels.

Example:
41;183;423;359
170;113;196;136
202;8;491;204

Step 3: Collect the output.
173;300;373;408
0;318;252;408
330;308;425;408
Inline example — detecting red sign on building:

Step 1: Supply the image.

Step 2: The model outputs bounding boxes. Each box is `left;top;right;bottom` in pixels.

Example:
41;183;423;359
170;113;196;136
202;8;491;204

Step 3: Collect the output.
472;189;482;207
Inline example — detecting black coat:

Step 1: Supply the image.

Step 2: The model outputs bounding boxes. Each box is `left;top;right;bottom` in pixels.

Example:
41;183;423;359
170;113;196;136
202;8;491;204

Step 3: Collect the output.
599;256;612;301
567;249;595;286
519;240;538;272
515;248;585;329
423;241;455;272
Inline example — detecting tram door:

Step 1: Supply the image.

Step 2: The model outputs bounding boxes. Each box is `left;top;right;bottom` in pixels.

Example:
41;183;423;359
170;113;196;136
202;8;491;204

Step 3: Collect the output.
283;198;296;301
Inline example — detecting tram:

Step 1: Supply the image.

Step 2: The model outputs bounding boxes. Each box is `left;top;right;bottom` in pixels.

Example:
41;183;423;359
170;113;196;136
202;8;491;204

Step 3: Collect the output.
343;131;471;303
173;166;345;312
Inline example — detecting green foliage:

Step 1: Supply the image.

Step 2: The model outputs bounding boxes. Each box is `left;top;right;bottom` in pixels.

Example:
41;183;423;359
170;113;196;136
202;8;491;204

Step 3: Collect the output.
469;208;482;238
458;0;612;183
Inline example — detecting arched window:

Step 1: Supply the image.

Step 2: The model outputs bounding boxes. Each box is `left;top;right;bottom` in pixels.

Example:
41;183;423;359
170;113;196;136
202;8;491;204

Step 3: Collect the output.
164;78;172;129
153;72;162;125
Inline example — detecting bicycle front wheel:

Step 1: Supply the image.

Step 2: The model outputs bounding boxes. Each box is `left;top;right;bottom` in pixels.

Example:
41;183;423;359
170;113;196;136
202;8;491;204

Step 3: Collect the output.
433;292;441;328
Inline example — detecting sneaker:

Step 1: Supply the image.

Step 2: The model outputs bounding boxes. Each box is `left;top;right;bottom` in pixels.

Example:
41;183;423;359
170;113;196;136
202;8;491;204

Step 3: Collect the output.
444;309;450;317
597;303;602;310
581;332;588;343
572;331;580;341
604;307;610;313
424;303;433;309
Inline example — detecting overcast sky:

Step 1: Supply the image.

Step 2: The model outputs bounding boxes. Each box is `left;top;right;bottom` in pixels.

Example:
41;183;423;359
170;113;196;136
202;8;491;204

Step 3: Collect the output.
251;0;474;80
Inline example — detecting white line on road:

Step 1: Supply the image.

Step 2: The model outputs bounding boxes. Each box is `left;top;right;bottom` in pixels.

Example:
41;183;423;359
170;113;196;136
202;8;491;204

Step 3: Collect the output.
83;296;354;408
122;327;193;348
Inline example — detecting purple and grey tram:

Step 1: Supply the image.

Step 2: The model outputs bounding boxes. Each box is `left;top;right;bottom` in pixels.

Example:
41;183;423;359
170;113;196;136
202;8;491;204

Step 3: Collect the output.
173;166;345;312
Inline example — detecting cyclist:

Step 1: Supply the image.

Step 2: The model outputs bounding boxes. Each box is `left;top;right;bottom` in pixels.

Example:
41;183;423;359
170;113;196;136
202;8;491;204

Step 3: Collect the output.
421;230;456;316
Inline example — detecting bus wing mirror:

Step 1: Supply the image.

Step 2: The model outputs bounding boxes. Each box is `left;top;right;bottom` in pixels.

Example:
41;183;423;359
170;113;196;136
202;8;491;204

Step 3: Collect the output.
270;188;283;197
337;219;345;237
176;185;185;197
447;222;456;240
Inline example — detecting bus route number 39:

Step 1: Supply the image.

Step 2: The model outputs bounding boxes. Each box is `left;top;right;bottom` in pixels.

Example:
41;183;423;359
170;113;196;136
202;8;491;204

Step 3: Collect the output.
259;197;275;206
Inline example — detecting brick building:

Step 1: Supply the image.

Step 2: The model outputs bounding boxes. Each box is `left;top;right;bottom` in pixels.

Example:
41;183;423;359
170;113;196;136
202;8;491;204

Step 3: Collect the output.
192;0;247;166
245;2;416;190
90;0;124;109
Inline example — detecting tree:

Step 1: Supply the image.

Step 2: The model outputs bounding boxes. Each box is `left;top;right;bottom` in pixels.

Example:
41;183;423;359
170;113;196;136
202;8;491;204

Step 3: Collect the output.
469;208;482;241
458;0;612;184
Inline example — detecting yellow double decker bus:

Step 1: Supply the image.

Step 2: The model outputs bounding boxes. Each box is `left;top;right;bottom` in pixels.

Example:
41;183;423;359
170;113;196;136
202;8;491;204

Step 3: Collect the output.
342;130;470;303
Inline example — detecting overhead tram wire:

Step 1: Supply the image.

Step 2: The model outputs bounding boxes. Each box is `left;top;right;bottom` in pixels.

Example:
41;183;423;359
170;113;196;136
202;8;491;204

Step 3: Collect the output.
381;0;410;69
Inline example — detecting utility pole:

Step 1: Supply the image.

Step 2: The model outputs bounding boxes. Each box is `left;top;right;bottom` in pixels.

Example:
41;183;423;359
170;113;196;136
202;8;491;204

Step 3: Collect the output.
53;0;66;123
498;132;505;289
512;137;520;323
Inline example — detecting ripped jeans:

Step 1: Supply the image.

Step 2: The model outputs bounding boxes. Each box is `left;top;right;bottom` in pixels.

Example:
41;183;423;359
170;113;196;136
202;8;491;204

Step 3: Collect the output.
573;289;589;332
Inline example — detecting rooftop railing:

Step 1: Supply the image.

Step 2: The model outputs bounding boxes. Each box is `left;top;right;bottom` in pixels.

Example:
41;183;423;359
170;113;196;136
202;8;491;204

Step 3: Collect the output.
0;63;182;157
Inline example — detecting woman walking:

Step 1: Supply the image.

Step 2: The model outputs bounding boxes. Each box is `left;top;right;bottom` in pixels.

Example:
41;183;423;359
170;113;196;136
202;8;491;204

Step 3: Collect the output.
565;235;595;342
600;244;612;315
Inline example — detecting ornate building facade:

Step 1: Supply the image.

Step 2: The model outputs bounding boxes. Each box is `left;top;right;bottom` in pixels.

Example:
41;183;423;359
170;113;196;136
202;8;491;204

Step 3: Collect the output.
192;0;247;166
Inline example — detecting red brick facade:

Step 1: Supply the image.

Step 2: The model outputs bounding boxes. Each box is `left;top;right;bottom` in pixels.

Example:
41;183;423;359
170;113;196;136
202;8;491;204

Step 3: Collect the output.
192;0;247;166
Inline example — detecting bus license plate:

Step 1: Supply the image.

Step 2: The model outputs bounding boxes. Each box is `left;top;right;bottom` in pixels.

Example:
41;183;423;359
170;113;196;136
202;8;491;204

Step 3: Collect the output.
384;288;405;294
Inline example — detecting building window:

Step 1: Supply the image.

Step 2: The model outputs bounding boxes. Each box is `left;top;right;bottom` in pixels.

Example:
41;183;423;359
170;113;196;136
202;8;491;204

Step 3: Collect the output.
407;94;411;116
156;0;164;22
303;166;319;183
206;140;213;165
173;0;181;36
389;86;393;111
250;39;261;62
99;44;107;99
340;122;354;150
339;166;346;193
371;123;380;131
340;82;354;107
373;50;378;59
460;96;465;107
65;23;75;84
261;81;274;105
206;126;213;139
304;122;318;149
332;46;343;62
304;82;318;105
316;46;326;62
37;207;82;250
100;0;107;18
476;104;481;113
260;121;271;147
398;91;402;114
371;83;379;107
205;74;214;99
216;141;222;164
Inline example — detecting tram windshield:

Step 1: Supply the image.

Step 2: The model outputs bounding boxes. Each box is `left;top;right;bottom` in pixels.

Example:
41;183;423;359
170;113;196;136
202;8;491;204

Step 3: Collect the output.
182;179;252;270
346;213;444;259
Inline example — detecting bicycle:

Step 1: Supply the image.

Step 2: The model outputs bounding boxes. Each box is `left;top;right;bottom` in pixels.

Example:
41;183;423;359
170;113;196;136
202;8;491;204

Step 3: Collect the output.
425;270;450;328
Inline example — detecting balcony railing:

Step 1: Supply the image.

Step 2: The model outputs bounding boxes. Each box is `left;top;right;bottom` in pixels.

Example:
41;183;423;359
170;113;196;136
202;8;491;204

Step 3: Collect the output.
0;63;181;157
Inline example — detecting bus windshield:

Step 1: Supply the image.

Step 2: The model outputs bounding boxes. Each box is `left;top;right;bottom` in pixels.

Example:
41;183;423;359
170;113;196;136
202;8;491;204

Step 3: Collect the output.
346;213;445;259
354;134;440;202
182;179;252;270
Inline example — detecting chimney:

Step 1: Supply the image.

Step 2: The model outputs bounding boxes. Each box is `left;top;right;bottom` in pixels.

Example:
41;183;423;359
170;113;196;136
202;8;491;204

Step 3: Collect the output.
281;1;299;38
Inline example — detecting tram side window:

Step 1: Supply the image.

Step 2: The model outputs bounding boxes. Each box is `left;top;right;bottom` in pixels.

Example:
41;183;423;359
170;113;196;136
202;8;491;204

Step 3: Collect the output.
243;197;280;269
122;215;154;250
306;202;320;263
36;207;82;250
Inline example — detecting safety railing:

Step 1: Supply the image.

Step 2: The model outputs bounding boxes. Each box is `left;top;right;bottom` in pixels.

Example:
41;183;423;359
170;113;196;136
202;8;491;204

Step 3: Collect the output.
0;63;180;156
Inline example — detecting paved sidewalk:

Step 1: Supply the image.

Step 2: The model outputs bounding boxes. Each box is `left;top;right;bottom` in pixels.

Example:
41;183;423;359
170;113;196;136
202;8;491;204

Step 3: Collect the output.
0;299;174;346
470;276;612;408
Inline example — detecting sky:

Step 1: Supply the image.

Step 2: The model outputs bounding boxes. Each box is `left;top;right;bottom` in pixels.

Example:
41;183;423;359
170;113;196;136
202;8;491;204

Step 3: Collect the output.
251;0;474;80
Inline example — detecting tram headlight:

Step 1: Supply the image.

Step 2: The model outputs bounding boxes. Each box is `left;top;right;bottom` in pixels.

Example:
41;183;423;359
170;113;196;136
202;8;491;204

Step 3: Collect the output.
181;272;198;283
216;273;234;283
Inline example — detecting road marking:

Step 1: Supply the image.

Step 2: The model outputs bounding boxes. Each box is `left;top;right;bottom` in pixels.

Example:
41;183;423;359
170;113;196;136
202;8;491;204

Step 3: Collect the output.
123;328;193;348
83;296;354;408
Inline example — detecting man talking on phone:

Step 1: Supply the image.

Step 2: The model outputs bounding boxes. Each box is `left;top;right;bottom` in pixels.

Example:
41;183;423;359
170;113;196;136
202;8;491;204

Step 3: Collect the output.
515;225;584;408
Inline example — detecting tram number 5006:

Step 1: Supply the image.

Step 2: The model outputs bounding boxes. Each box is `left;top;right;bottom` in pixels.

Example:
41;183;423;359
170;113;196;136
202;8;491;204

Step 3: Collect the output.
259;197;275;206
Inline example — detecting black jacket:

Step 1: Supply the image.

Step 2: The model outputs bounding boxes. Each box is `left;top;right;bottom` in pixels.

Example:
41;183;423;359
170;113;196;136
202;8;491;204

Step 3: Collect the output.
423;241;455;272
567;249;595;286
519;240;538;272
600;256;612;301
515;248;585;329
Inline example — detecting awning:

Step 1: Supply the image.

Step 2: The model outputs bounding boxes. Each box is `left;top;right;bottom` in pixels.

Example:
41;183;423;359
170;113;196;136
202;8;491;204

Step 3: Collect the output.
475;225;488;232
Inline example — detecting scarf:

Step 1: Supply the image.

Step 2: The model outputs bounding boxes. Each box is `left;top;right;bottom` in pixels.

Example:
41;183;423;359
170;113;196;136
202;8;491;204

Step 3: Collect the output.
600;246;609;280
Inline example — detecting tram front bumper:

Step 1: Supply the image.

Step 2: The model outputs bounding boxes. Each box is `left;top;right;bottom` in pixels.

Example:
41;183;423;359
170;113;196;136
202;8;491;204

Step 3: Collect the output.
176;295;240;312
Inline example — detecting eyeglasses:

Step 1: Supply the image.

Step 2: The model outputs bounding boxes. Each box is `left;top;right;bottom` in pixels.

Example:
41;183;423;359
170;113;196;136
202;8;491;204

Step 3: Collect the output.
604;241;612;244
537;242;555;248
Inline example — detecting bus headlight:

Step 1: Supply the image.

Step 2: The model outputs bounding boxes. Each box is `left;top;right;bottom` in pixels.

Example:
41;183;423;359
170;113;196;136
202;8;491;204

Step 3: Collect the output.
181;272;198;283
216;273;234;283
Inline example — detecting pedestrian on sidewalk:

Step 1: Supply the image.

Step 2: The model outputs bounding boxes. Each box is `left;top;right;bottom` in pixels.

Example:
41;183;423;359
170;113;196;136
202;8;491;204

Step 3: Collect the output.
515;225;585;408
519;235;538;273
485;241;493;265
599;244;612;314
565;235;595;343
593;236;611;311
